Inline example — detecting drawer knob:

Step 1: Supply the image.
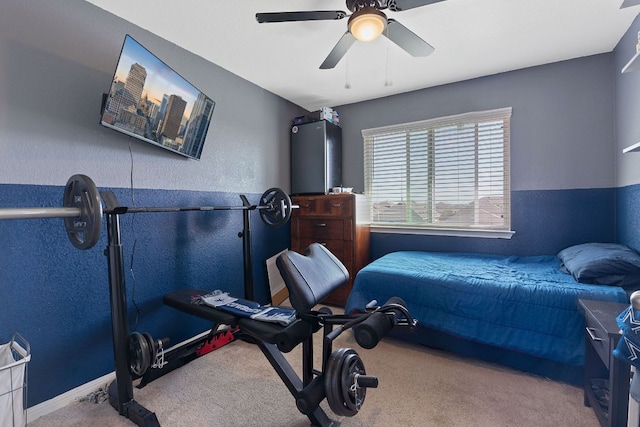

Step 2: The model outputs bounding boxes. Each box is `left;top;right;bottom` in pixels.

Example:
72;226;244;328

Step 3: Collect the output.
586;327;602;342
315;223;327;227
331;203;343;208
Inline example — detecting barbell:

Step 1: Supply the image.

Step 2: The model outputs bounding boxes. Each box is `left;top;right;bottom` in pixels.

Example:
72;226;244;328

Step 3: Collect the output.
0;174;294;250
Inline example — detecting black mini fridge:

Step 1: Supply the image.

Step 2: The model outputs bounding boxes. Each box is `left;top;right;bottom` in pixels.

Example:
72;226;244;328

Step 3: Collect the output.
290;120;342;195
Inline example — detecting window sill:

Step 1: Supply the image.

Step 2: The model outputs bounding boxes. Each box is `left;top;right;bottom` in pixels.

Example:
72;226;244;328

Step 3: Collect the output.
371;226;515;239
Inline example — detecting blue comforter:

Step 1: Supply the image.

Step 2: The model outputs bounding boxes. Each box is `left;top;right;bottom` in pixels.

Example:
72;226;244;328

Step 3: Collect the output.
345;251;628;366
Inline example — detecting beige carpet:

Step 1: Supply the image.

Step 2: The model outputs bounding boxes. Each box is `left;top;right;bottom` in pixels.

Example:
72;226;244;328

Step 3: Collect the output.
27;330;599;427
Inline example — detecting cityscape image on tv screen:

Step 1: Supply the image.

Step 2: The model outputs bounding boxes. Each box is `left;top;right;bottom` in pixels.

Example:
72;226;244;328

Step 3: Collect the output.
101;35;215;160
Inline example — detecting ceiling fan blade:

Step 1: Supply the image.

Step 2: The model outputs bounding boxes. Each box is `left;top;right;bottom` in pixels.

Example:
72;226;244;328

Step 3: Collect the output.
320;32;356;69
388;0;446;12
383;19;434;57
256;11;347;23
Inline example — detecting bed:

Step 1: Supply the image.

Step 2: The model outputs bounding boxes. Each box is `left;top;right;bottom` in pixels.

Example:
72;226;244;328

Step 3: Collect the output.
345;243;640;385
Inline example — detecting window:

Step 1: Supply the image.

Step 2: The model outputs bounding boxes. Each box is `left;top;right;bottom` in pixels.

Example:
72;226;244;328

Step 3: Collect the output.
363;107;512;238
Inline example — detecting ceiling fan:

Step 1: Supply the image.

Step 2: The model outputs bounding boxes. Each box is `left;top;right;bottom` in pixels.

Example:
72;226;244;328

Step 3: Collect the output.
256;0;444;69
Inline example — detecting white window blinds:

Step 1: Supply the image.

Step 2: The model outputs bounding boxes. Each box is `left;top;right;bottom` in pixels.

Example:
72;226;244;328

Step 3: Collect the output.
363;107;512;234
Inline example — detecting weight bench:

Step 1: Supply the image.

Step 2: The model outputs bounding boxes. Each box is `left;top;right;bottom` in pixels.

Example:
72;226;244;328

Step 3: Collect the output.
163;243;416;426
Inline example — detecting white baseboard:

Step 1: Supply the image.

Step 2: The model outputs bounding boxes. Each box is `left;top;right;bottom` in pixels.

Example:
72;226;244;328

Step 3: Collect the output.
26;371;115;423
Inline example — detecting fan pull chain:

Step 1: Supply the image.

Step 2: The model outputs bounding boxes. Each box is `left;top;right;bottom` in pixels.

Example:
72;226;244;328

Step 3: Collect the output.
385;27;392;87
345;55;351;89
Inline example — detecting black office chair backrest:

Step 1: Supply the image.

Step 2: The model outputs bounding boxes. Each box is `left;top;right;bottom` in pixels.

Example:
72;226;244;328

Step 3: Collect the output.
276;243;349;314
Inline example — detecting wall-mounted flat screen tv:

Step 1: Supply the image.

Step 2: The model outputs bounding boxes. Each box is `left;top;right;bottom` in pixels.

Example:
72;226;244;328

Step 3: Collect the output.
101;35;215;160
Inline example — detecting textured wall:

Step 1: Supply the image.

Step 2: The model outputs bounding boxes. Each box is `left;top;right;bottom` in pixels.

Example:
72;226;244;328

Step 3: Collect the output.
617;184;640;252
0;0;301;406
0;184;289;405
370;188;616;259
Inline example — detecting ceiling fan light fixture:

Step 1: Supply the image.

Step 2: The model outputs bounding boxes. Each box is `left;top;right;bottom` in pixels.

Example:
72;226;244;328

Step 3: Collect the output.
348;8;387;42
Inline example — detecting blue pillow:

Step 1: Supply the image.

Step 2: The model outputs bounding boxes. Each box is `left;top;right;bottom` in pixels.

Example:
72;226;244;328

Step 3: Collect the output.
558;243;640;284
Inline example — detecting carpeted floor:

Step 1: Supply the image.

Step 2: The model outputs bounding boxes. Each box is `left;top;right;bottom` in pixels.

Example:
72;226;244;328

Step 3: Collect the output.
27;330;599;427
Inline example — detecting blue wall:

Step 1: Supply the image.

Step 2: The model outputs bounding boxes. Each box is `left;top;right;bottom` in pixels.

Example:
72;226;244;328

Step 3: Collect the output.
0;0;301;407
617;184;640;252
0;183;289;406
370;188;616;259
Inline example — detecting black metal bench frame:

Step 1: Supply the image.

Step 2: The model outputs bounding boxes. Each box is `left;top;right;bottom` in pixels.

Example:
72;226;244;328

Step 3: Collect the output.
102;195;413;426
162;287;367;427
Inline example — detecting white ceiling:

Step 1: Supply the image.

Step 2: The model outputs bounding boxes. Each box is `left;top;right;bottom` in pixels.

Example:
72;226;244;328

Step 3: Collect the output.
84;0;640;112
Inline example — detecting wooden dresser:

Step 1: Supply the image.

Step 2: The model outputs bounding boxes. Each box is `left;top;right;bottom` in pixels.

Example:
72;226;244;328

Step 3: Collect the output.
290;193;370;307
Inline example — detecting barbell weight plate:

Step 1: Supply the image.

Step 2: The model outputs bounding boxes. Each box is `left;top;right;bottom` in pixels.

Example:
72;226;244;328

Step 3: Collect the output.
324;348;367;417
340;351;367;415
325;348;350;417
259;187;292;228
63;174;103;250
129;332;151;377
143;332;157;366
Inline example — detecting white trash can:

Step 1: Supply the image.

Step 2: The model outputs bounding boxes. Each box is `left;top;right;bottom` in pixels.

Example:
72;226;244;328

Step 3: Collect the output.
0;334;30;427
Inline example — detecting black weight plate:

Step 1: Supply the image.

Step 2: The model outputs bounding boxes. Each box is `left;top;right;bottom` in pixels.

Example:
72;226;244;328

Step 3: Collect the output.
340;351;367;415
259;187;292;228
63;174;102;250
325;348;350;417
325;348;366;417
129;332;150;377
143;332;157;367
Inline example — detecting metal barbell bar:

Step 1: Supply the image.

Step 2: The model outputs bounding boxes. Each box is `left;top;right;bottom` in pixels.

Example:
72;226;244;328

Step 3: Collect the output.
113;203;280;214
0;202;289;217
0;207;82;220
0;174;294;250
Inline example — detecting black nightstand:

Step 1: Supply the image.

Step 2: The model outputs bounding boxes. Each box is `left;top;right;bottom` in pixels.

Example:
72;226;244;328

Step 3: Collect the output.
579;298;631;427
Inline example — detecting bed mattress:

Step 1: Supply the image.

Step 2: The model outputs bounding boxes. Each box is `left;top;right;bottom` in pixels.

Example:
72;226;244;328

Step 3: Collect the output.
345;251;628;366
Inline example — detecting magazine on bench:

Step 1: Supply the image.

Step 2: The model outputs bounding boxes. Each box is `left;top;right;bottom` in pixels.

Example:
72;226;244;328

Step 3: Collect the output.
200;290;297;326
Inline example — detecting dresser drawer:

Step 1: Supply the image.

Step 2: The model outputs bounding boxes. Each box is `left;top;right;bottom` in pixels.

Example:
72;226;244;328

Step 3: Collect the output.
293;195;353;217
585;312;612;370
293;218;352;240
